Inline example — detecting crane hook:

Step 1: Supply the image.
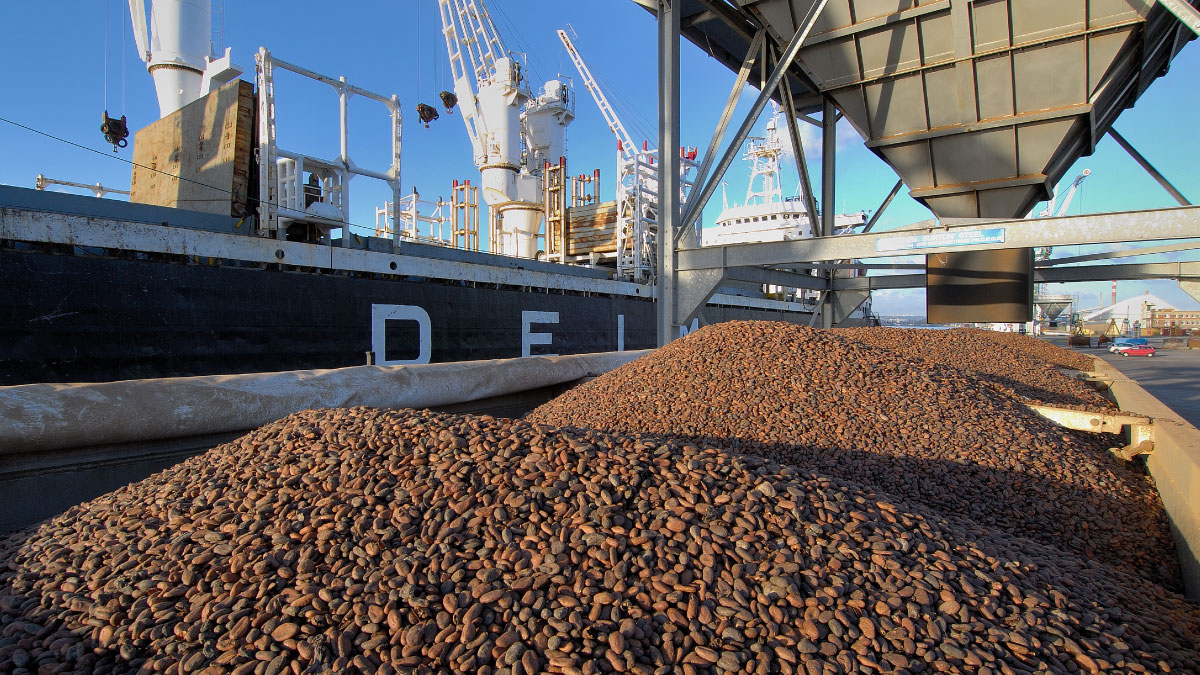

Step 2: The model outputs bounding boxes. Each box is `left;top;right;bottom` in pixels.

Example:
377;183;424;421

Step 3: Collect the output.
439;91;458;114
101;111;129;152
416;103;440;129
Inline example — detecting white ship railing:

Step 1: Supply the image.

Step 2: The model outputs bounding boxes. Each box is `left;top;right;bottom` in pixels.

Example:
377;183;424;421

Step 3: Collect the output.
256;47;402;246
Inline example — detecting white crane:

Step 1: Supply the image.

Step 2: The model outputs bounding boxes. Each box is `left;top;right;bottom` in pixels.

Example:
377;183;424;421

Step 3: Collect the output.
556;29;636;161
557;28;695;282
439;0;573;258
126;0;242;118
1036;168;1092;220
1033;168;1091;262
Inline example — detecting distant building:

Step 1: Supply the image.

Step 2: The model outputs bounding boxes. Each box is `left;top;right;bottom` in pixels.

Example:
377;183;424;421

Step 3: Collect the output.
1151;309;1200;330
1078;292;1174;325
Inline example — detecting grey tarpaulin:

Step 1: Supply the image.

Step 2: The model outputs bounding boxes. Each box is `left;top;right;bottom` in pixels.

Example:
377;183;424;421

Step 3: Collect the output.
1;351;649;453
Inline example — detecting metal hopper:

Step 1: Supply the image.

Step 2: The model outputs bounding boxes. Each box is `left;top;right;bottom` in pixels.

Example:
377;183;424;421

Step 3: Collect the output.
679;0;1195;218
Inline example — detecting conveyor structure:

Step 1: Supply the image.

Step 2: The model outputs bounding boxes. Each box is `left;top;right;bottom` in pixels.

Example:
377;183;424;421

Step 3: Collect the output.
644;0;1200;341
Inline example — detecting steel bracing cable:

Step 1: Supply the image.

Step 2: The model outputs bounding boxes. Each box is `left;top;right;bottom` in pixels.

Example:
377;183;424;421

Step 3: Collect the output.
4;115;263;208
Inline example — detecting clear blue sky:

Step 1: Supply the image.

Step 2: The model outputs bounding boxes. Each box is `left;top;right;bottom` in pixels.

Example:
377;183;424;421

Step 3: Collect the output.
2;1;1197;315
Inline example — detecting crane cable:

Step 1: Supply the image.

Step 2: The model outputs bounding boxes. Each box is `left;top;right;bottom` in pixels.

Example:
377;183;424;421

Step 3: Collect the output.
103;0;109;112
414;1;441;128
121;0;127;113
416;0;422;96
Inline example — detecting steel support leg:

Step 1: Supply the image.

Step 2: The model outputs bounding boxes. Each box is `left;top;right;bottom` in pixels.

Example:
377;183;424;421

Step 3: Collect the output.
820;98;836;239
820;98;837;327
778;47;820;236
1108;128;1192;206
679;0;830;234
657;0;681;346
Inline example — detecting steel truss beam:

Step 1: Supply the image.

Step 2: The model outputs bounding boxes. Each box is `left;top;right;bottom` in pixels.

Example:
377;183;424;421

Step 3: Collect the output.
1108;128;1192;206
834;261;1200;291
657;0;837;340
810;262;925;270
863;180;904;234
689;30;765;211
776;45;820;236
1156;0;1200;36
678;0;830;236
1037;261;1200;283
679;205;1200;270
1037;240;1200;266
726;267;826;291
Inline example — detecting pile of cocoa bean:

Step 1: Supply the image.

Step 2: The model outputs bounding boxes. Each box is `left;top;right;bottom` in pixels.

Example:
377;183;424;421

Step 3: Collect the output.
529;322;1179;588
2;407;1198;674
972;330;1095;372
839;327;1111;411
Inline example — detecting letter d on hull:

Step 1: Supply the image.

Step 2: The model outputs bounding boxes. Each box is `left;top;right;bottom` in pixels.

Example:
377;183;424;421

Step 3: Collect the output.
371;304;432;365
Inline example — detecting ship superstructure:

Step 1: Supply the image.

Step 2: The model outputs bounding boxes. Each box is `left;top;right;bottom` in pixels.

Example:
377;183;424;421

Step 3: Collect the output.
705;104;865;247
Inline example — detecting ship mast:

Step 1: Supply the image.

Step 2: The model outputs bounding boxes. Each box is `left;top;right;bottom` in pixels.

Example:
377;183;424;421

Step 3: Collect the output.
743;104;787;207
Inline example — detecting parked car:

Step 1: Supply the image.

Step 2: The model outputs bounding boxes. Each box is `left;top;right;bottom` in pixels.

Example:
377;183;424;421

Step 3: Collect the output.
1110;337;1148;349
1120;345;1156;357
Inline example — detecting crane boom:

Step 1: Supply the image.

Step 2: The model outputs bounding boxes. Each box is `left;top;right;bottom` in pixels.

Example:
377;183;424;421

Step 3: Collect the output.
1054;168;1091;217
440;0;499;162
1035;168;1091;218
557;29;637;160
454;0;507;83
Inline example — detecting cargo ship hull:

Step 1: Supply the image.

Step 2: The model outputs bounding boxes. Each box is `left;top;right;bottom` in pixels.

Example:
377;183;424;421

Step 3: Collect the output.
1;187;824;385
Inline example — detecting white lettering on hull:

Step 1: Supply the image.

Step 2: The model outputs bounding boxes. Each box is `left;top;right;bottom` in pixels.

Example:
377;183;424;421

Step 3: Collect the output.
371;304;432;365
522;311;559;357
678;317;700;338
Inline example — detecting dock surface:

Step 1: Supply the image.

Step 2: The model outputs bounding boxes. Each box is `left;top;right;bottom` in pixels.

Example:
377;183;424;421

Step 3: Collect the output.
1094;346;1200;428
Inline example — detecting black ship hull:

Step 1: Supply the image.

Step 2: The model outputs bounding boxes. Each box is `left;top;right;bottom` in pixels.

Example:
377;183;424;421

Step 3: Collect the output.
1;247;815;385
0;186;828;385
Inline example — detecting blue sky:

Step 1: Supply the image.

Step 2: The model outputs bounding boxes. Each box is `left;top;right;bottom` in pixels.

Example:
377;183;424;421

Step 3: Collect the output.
2;1;1197;316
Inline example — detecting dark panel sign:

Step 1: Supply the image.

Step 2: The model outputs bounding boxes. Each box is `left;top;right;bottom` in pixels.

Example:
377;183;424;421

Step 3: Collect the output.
926;248;1033;324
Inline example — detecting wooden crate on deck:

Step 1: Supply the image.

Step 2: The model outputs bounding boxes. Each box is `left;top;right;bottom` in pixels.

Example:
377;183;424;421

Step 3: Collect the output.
565;201;617;257
130;79;255;218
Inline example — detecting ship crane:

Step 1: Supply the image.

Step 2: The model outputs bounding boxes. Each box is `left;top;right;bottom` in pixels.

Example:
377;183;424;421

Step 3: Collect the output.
556;29;636;163
1032;168;1092;261
557;28;696;282
126;0;243;117
438;0;573;258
